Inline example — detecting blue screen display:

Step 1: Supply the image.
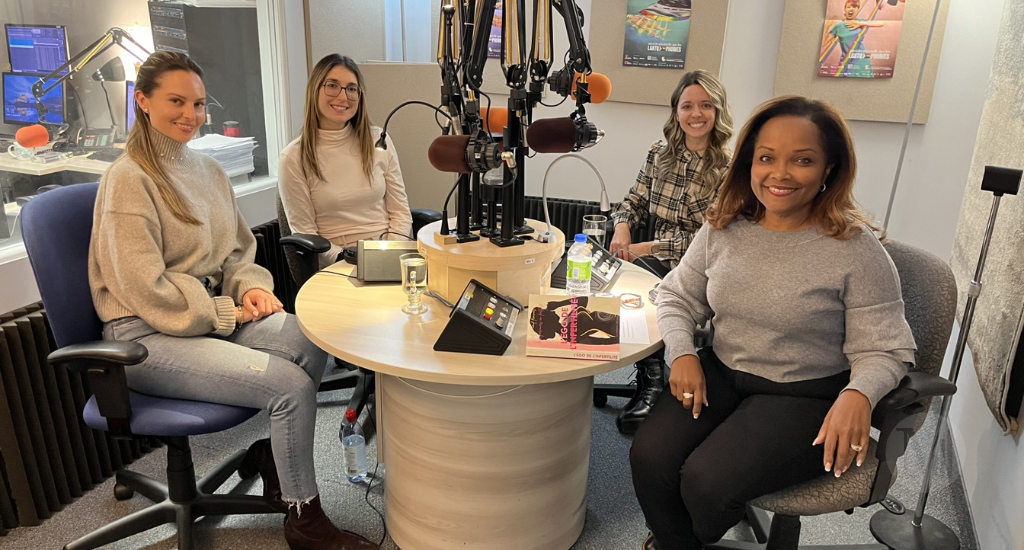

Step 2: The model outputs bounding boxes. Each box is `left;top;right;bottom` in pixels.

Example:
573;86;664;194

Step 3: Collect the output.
3;72;64;125
5;25;70;75
126;81;136;132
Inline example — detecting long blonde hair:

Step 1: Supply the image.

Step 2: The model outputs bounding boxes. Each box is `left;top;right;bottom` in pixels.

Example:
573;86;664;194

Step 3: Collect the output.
299;54;375;181
660;70;733;201
125;51;203;225
706;95;877;239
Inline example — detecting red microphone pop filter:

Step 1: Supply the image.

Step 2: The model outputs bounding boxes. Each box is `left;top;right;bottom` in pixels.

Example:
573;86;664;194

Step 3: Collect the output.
428;135;472;174
15;124;50;148
527;118;578;154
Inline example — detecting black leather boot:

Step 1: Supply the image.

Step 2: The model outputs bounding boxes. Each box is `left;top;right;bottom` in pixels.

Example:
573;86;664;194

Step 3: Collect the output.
617;356;664;435
238;438;288;513
284;494;378;550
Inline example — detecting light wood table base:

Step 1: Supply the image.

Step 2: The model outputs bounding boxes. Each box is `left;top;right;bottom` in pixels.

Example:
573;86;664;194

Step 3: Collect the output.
379;374;593;550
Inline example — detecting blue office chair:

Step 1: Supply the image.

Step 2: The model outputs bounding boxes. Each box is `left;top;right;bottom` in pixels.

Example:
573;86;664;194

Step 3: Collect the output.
21;183;278;550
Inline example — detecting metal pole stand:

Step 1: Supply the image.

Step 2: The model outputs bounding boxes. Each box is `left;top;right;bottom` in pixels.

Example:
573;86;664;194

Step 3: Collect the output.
871;166;1021;549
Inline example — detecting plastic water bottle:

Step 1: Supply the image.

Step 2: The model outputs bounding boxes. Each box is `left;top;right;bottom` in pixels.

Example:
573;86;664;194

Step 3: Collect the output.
565;233;593;296
340;408;367;483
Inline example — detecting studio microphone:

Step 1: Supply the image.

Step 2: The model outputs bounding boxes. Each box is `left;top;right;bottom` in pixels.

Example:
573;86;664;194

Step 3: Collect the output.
428;134;504;174
92;57;126;82
570;72;612;104
527;115;605;154
15;124;51;148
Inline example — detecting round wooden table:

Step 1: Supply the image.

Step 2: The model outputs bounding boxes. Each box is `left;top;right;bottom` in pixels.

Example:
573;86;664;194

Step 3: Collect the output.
296;256;663;550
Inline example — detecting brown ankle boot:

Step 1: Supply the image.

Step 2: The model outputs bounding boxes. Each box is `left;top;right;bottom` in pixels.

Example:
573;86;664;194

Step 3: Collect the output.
284;494;377;550
238;438;288;513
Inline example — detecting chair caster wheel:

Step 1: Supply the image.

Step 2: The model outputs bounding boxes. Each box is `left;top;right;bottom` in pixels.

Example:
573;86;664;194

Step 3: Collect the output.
113;483;134;501
593;394;608;407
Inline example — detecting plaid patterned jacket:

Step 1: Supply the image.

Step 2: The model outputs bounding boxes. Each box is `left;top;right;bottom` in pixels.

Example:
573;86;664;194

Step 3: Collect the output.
611;140;723;267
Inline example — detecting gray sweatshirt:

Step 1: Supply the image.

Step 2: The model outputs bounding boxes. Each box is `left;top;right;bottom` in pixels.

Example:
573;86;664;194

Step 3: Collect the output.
89;129;274;338
655;218;916;409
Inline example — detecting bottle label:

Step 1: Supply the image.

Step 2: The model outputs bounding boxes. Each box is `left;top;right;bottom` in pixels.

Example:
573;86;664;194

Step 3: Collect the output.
567;259;591;281
344;445;362;475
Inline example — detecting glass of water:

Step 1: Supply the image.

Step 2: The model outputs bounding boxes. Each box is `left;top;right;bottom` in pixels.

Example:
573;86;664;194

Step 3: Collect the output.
400;253;428;315
582;214;608;248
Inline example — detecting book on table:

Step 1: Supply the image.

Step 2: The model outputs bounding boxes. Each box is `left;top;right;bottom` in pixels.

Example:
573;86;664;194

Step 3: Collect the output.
526;294;621;360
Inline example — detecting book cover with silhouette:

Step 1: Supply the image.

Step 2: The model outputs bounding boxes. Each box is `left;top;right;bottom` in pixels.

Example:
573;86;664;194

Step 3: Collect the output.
527;294;621;360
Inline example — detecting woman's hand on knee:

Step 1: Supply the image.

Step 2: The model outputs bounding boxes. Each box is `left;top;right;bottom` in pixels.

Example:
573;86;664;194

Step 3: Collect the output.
813;389;871;478
242;288;284;321
669;354;707;419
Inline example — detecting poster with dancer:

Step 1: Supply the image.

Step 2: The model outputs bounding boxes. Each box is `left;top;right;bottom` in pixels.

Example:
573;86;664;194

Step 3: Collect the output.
527;295;621;360
622;0;691;69
818;0;907;79
487;1;503;58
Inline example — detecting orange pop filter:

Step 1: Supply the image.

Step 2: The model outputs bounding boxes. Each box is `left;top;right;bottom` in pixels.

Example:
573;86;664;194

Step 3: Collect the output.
570;72;612;104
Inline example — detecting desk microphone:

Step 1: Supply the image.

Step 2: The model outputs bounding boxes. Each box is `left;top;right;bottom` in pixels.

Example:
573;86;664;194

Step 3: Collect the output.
15;124;51;148
428;134;504;174
527;114;604;154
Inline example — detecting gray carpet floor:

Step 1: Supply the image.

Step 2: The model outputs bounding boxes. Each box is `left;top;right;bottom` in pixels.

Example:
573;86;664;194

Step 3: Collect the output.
0;365;979;550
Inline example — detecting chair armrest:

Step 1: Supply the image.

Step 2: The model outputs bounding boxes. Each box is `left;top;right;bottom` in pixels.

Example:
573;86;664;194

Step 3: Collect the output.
412;209;443;234
874;371;957;414
867;371;957;505
280;233;331;254
48;340;148;371
48;340;148;439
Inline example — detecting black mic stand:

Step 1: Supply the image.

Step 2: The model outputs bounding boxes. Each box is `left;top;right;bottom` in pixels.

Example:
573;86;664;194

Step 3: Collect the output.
870;165;1021;549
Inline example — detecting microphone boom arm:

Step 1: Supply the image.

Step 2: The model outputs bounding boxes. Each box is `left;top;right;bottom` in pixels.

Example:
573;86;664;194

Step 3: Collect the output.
31;27;151;123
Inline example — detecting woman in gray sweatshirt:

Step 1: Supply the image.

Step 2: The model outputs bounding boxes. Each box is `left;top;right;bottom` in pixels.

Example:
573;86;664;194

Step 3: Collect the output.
89;51;376;550
629;96;916;550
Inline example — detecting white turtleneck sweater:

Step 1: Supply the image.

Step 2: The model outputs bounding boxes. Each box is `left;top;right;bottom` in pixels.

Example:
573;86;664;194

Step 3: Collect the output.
278;125;413;267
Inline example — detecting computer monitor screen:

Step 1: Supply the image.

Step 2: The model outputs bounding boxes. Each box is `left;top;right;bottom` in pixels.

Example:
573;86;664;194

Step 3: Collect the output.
125;81;136;133
2;72;65;125
5;24;70;75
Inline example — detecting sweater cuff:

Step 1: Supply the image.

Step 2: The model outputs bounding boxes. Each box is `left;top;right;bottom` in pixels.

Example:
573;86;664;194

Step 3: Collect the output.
213;296;237;337
843;356;907;410
663;328;698;369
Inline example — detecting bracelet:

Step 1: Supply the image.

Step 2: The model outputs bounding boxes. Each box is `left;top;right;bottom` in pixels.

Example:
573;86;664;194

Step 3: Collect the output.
234;305;243;332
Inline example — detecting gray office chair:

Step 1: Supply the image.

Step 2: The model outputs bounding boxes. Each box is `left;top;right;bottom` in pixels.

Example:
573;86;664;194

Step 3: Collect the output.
705;240;958;549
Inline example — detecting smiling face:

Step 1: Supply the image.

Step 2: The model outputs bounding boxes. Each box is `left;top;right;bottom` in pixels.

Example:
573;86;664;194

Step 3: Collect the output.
135;69;205;144
750;115;832;230
676;84;716;150
317;65;360;130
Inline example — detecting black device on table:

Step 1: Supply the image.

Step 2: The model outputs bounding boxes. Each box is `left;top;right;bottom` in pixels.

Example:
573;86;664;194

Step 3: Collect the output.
550;235;623;293
433;279;522;356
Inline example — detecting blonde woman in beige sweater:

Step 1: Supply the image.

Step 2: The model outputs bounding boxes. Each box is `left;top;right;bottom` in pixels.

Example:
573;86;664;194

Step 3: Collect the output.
279;54;413;269
89;51;376;550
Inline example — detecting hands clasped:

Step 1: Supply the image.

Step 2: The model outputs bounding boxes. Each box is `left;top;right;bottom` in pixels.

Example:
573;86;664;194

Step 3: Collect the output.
238;288;284;323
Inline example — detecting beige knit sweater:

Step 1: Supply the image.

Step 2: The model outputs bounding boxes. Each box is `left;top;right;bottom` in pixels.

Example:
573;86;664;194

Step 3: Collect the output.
89;129;274;337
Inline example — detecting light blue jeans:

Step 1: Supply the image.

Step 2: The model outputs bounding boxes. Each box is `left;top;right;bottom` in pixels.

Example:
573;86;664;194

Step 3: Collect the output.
103;312;328;503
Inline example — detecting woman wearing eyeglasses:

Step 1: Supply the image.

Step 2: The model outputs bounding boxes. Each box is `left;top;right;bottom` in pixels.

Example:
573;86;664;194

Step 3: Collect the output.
279;54;412;268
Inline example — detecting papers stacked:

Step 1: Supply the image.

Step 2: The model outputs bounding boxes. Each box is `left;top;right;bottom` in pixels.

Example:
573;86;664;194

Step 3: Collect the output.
188;134;257;178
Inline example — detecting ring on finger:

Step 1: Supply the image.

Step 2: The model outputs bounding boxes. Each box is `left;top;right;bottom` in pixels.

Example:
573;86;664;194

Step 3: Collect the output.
850;443;864;452
681;392;694;399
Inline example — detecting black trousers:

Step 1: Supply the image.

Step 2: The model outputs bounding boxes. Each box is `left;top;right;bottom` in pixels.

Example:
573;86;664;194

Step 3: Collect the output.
629;348;850;548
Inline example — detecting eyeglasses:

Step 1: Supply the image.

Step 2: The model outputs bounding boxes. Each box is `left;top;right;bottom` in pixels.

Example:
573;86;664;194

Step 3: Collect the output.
322;81;360;100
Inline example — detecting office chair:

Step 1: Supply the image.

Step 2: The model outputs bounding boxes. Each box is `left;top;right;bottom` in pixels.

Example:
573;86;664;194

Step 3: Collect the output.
703;240;958;550
21;183;278;550
275;194;442;428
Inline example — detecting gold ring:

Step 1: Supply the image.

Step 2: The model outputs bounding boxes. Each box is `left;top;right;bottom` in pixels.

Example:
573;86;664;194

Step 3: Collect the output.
682;392;694;399
850;444;864;452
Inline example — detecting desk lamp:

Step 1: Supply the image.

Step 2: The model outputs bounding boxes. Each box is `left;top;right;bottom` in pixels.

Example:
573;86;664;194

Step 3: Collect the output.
536;153;610;244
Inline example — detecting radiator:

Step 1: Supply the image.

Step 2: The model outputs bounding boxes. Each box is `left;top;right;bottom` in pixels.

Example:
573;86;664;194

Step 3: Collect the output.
0;305;157;533
522;195;607;242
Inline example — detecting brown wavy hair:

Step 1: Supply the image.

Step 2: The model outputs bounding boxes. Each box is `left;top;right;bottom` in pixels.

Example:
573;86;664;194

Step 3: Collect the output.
660;69;733;202
299;54;374;182
705;95;878;239
125;51;204;225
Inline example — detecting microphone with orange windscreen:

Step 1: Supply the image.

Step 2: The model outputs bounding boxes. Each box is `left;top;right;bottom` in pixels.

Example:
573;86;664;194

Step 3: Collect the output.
15;124;51;149
479;105;509;134
570;72;612;104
